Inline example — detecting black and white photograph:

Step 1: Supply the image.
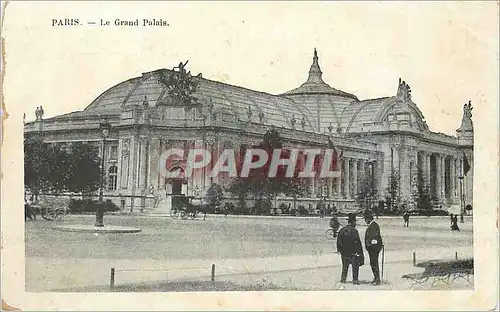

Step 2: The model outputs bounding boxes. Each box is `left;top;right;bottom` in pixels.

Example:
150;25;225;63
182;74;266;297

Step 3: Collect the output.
1;2;498;311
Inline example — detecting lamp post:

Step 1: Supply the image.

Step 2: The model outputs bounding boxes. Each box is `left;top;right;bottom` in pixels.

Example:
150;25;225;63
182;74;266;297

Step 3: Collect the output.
459;176;464;223
95;118;111;227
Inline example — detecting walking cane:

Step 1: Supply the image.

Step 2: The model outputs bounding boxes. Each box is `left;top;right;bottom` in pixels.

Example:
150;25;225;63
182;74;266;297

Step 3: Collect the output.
381;245;385;280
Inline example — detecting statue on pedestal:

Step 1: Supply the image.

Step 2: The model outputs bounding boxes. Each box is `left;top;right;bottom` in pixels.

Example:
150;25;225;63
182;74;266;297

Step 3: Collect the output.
460;100;473;130
396;78;411;102
35;106;45;121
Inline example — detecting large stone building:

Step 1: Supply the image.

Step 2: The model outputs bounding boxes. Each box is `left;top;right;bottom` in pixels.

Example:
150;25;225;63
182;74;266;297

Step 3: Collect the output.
24;50;474;214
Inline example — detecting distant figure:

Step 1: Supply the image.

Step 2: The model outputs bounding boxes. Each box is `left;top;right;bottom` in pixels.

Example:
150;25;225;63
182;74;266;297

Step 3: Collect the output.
318;199;326;218
451;214;460;231
329;213;340;238
403;211;410;227
337;213;364;285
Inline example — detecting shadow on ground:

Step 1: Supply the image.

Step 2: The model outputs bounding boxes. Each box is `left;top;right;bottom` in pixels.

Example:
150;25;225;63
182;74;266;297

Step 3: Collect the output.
52;280;297;292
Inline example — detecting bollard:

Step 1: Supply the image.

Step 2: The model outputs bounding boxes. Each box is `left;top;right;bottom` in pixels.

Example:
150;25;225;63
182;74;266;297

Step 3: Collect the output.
110;268;115;291
211;264;215;282
455;252;458;260
413;252;416;266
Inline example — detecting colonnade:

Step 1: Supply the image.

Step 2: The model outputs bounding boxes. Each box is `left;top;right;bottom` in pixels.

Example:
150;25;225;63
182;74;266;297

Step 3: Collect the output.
117;136;470;211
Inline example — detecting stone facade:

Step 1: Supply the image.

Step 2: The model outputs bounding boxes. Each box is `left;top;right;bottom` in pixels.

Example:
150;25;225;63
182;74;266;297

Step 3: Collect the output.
24;50;474;214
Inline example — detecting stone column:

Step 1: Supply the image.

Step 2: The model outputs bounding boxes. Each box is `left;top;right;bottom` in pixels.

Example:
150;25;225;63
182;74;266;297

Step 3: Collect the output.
372;159;380;198
345;158;350;199
464;151;473;208
352;159;358;198
159;139;167;190
204;138;215;193
310;177;315;198
336;155;342;196
393;147;400;172
399;148;409;199
138;137;148;189
448;156;453;200
425;152;431;186
441;155;450;199
119;138;131;190
327;178;333;198
336;176;342;197
359;160;366;191
435;153;441;201
453;157;458;200
441;156;446;201
149;138;161;189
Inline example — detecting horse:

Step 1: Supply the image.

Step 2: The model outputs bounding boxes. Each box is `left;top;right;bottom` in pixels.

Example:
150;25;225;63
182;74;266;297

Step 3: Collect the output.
25;203;37;221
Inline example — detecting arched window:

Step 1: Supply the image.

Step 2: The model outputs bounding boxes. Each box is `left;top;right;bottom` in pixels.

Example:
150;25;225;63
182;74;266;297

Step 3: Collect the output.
108;165;118;190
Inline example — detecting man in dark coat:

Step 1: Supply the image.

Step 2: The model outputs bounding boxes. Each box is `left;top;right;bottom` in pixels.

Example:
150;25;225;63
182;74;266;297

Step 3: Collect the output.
329;213;340;238
337;213;364;285
403;211;410;227
363;209;383;285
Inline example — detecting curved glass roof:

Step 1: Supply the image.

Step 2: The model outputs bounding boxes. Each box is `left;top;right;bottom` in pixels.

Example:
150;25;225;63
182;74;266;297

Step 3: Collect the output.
56;50;428;136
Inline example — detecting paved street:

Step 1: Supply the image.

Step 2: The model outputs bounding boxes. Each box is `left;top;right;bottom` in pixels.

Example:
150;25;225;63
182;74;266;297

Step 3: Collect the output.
25;214;473;291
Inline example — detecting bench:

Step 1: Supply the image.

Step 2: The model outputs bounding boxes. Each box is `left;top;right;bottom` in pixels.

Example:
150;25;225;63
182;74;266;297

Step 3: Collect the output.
402;259;473;286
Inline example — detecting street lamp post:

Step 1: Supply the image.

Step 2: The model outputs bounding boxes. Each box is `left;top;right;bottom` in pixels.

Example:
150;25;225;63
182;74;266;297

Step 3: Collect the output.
95;118;112;227
459;175;464;223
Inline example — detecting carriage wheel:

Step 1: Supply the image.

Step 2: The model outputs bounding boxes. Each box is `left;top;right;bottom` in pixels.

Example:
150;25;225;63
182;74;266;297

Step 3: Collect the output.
170;208;180;219
51;209;61;221
42;208;55;221
180;211;189;220
190;211;197;220
53;208;67;221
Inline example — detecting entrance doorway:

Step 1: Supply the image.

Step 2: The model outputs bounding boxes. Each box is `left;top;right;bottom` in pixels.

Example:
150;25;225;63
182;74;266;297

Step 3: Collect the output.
172;180;182;195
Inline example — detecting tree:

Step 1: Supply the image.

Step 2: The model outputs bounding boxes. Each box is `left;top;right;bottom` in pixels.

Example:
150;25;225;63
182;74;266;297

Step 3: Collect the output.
24;137;52;195
65;142;101;194
412;167;432;214
46;144;71;194
227;128;305;214
24;138;101;196
356;175;375;212
205;183;224;207
385;170;401;214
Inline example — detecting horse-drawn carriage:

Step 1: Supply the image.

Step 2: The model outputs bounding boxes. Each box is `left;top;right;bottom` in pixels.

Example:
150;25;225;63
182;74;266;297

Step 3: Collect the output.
25;195;69;221
169;195;218;220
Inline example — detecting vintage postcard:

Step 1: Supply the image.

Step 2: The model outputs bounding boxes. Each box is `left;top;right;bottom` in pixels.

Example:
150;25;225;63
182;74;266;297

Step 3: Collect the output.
1;1;498;311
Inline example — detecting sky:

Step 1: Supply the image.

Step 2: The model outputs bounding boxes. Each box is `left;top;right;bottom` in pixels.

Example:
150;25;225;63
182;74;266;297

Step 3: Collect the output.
3;1;499;136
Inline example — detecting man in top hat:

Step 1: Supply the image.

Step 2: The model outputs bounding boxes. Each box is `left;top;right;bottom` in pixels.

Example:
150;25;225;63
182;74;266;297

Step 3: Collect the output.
363;209;383;285
337;213;364;285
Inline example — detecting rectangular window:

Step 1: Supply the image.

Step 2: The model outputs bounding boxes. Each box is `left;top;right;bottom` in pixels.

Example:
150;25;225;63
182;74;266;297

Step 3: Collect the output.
109;146;118;159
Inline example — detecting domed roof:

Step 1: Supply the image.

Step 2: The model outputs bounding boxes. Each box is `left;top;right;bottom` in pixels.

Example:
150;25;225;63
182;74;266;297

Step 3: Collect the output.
283;49;358;100
280;49;359;133
338;95;429;133
52;55;428;136
83;69;319;132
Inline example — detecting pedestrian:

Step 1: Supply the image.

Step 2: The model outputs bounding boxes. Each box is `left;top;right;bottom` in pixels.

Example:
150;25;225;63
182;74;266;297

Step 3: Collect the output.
403;211;410;227
451;214;460;231
329;213;340;238
363;209;383;285
337;213;364;285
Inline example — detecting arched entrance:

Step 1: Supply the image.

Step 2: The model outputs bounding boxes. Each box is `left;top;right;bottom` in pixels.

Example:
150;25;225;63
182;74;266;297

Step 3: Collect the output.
150;167;186;214
165;166;187;212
